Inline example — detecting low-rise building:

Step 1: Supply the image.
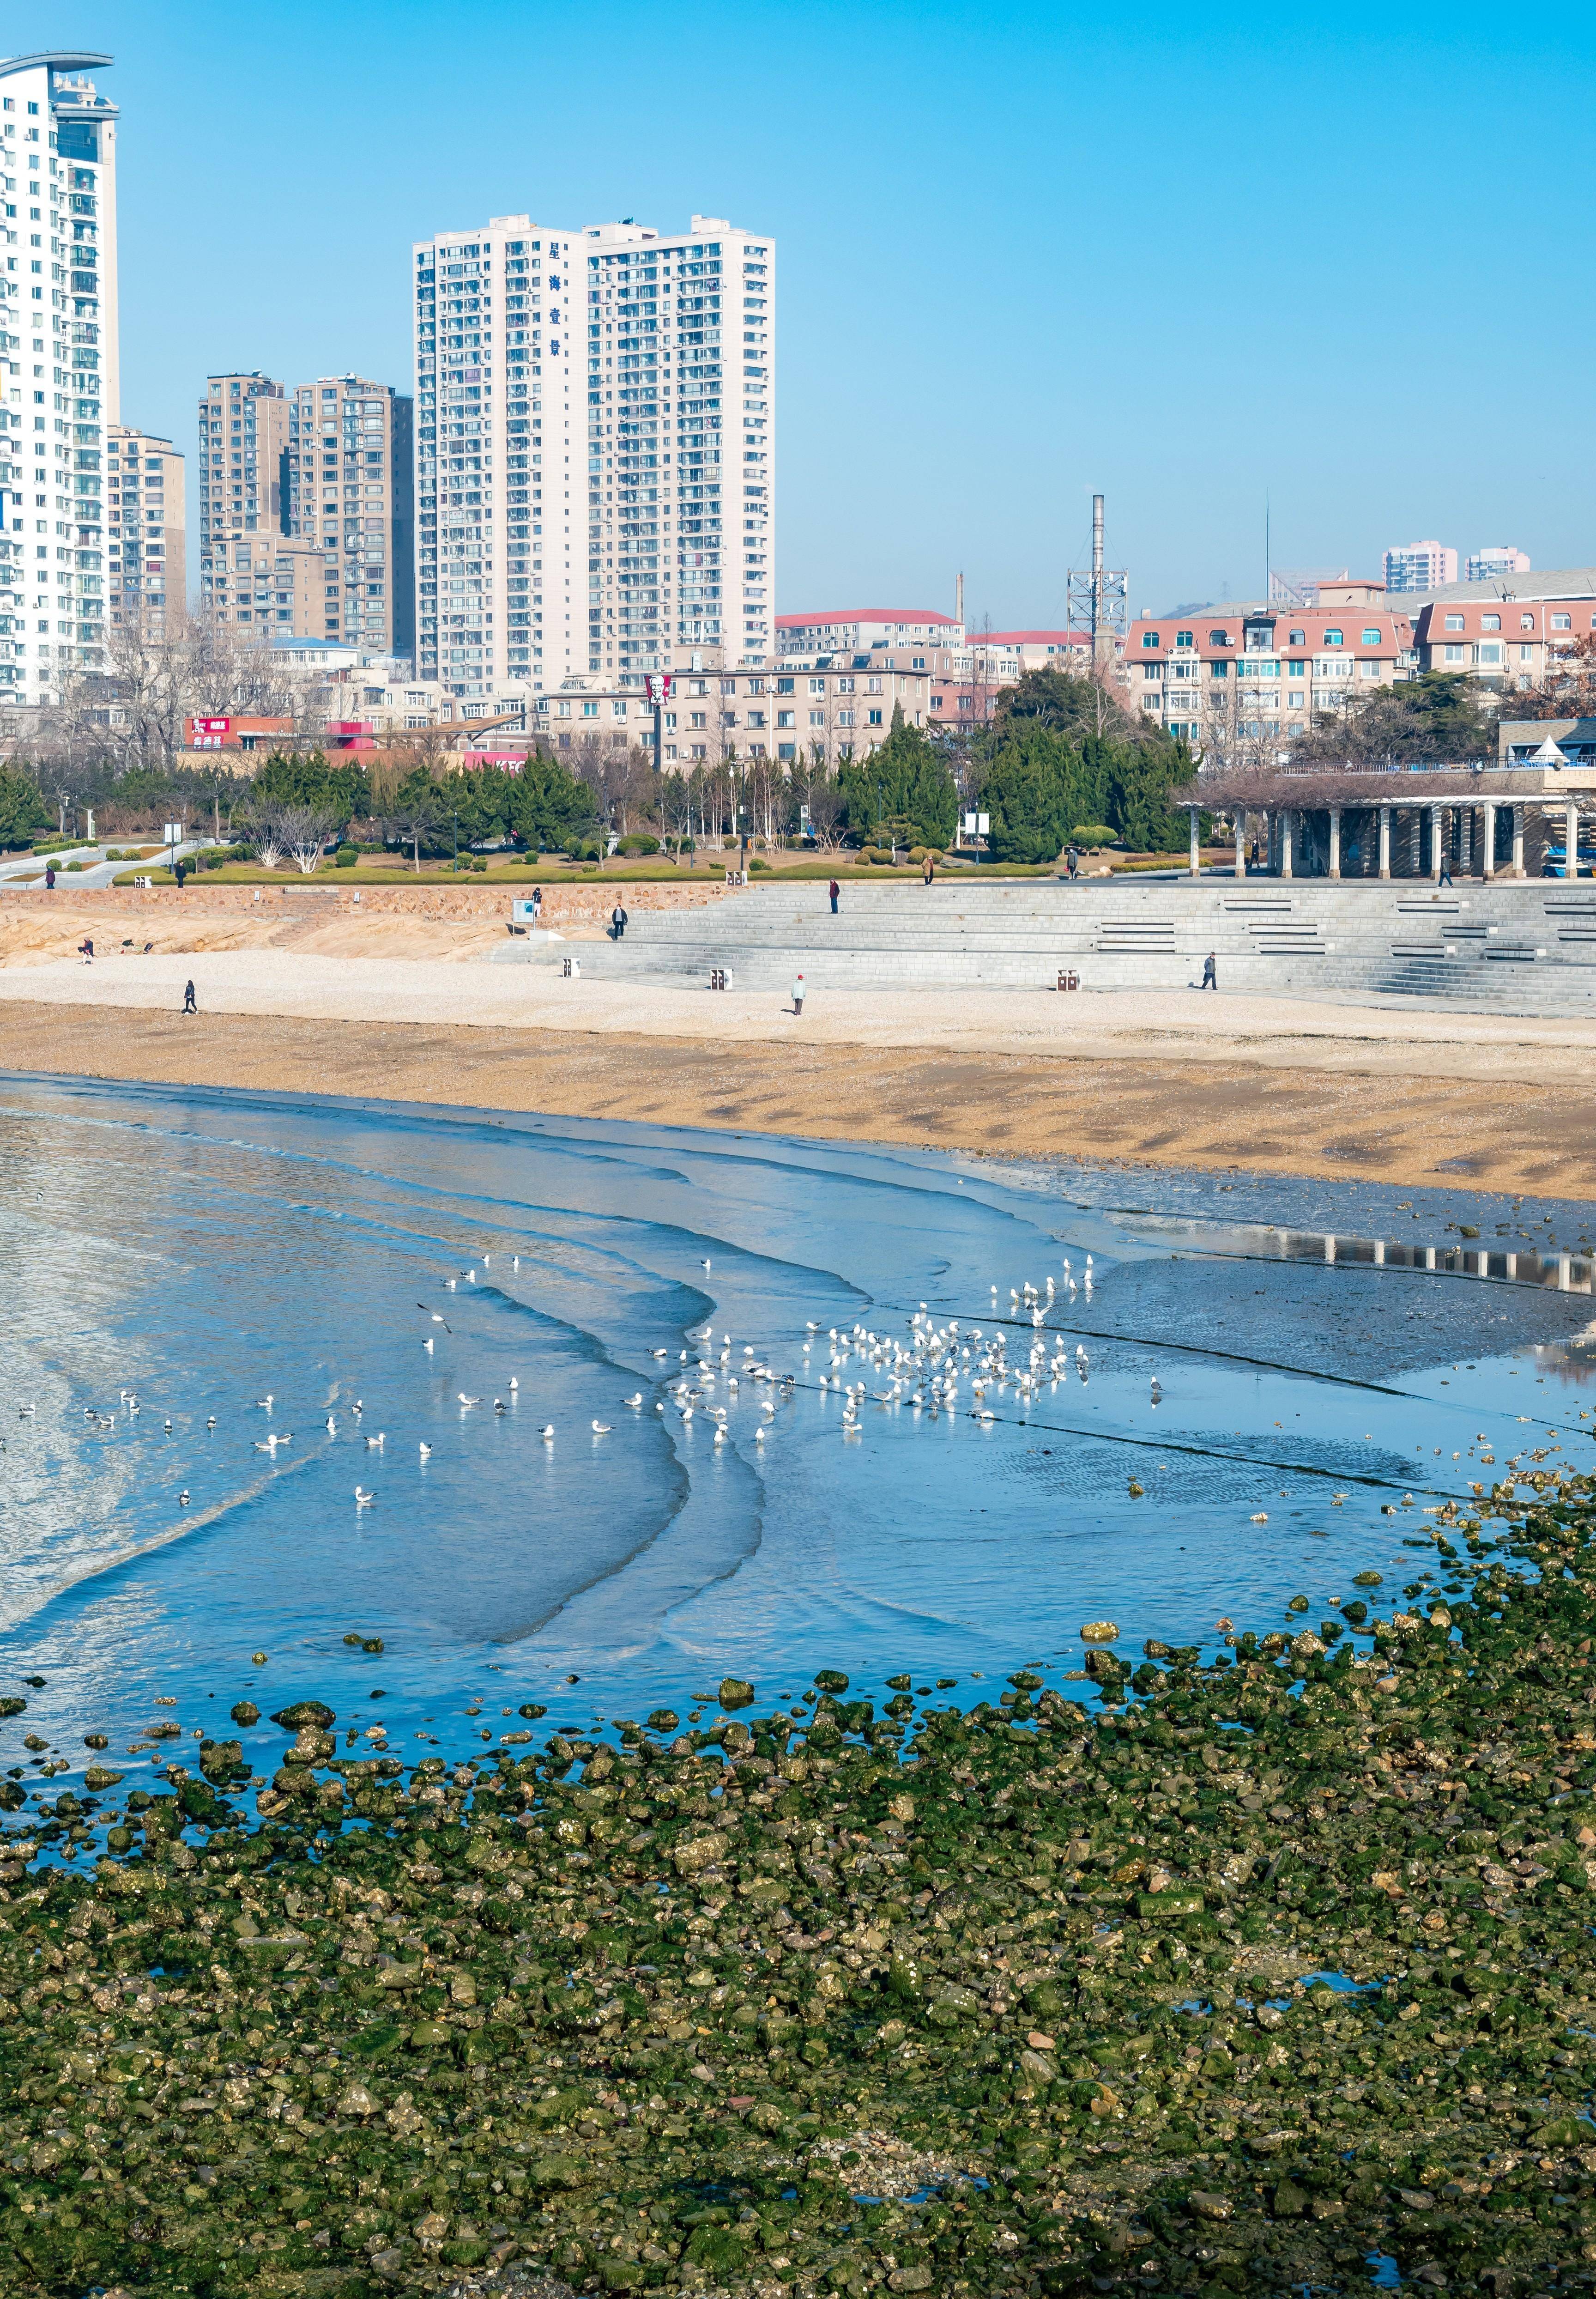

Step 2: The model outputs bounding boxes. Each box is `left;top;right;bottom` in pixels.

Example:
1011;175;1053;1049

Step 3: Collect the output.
1411;590;1596;692
533;645;932;765
775;607;962;657
107;427;184;628
1119;602;1416;749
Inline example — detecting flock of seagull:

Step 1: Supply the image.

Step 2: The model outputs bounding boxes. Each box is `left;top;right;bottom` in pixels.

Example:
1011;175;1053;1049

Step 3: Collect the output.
23;1246;1183;1517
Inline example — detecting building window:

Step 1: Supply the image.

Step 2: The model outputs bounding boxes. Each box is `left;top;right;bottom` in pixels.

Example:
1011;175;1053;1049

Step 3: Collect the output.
1444;643;1465;663
1360;627;1382;644
866;709;883;726
1551;613;1572;631
1521;613;1536;630
1444;613;1465;632
1322;628;1343;647
1481;613;1501;632
1288;629;1306;646
1141;631;1159;649
1175;629;1193;648
1208;628;1230;646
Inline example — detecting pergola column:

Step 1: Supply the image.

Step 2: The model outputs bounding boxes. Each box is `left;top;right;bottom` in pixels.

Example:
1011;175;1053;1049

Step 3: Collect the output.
1378;803;1391;880
1234;810;1246;878
1328;808;1341;880
1568;797;1581;878
1188;805;1201;879
1281;810;1294;879
1460;807;1473;876
1511;803;1525;877
1430;805;1444;882
1482;799;1496;880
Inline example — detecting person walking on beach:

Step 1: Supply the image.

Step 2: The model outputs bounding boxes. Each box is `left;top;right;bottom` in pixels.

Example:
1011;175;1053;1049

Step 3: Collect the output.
828;878;839;915
1201;951;1217;990
1066;845;1079;881
76;937;94;962
182;979;197;1015
611;902;628;941
792;973;805;1016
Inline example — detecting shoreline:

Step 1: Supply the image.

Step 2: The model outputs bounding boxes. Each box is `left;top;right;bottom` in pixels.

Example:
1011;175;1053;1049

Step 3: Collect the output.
3;992;1596;1195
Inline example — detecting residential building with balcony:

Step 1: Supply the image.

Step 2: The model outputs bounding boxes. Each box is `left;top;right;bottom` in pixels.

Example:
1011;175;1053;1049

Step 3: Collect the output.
1465;545;1531;583
1412;594;1596;691
0;49;118;706
107;425;182;625
1120;603;1416;749
411;210;773;702
201;532;323;635
197;372;290;552
287;374;414;662
1384;540;1458;592
776;607;960;657
534;645;930;767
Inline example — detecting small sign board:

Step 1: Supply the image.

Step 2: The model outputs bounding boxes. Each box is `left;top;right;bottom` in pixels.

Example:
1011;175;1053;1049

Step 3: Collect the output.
162;821;184;845
644;672;674;705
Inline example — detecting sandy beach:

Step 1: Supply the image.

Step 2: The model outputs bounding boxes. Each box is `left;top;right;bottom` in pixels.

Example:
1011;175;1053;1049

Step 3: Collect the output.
0;940;1590;1192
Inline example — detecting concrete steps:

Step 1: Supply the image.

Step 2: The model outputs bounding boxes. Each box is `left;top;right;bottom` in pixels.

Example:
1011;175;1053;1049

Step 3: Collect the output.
484;876;1596;1014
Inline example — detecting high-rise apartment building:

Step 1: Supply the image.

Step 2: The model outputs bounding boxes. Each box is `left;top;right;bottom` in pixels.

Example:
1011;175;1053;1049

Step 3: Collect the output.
286;374;414;659
1466;544;1531;583
107;425;183;626
0;50;119;707
411;211;773;701
1384;540;1459;592
196;373;290;557
200;533;324;635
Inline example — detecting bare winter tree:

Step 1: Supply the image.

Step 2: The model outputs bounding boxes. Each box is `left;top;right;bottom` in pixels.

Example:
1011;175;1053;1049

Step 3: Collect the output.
274;802;342;875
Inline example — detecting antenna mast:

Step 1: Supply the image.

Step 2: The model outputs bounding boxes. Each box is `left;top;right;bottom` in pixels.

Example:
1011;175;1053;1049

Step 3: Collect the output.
1067;491;1128;668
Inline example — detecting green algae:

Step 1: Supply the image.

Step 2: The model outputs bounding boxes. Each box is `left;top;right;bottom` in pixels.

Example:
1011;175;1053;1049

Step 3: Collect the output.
7;1480;1596;2292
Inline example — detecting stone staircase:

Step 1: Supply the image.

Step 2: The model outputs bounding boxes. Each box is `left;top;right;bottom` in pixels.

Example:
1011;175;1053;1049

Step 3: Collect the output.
485;874;1596;1014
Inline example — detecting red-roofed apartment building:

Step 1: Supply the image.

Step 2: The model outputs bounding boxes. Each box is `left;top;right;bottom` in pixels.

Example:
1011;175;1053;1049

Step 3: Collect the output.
1410;596;1596;690
1118;586;1415;755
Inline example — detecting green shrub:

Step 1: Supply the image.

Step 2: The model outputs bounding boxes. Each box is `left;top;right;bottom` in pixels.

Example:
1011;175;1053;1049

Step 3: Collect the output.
332;846;358;868
1070;825;1118;849
749;855;772;873
65;858;85;871
615;833;660;857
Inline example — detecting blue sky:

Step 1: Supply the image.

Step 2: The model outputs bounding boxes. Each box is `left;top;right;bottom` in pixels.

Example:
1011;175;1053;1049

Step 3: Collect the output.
28;0;1596;621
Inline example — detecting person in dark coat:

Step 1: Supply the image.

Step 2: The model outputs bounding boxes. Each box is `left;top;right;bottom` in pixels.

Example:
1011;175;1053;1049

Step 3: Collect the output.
182;980;197;1014
829;878;840;914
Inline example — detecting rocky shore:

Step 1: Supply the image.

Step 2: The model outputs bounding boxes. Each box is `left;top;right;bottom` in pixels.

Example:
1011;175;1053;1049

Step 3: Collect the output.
5;1466;1596;2297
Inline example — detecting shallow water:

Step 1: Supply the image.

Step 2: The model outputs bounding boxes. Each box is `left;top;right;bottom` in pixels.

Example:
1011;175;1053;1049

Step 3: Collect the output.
1;1073;1593;1771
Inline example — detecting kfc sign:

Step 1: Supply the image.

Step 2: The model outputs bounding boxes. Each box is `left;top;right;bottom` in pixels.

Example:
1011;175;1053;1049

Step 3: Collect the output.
189;717;231;743
644;673;673;705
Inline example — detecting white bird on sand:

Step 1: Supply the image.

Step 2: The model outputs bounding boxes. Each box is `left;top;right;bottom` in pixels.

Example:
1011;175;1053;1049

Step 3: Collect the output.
592;1419;611;1435
354;1487;375;1507
458;1393;480;1408
714;1426;727;1446
541;1424;555;1443
419;1442;432;1461
623;1393;643;1408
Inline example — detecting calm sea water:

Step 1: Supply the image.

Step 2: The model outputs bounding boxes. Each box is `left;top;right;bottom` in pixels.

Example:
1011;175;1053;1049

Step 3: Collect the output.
1;1074;1593;1763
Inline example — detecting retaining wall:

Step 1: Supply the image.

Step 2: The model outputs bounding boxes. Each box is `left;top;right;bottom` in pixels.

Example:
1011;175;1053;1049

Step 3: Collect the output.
0;879;738;926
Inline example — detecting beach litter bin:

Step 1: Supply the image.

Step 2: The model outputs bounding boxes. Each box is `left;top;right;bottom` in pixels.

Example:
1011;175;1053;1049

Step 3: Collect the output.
562;955;580;979
710;967;735;991
1057;968;1079;991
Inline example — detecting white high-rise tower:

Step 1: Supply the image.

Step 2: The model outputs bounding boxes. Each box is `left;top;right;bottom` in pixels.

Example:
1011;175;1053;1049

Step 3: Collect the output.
0;49;118;707
412;212;773;701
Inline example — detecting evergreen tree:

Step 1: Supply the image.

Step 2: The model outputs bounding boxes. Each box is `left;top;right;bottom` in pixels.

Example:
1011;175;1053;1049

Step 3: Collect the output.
0;763;51;849
250;748;373;829
836;717;958;847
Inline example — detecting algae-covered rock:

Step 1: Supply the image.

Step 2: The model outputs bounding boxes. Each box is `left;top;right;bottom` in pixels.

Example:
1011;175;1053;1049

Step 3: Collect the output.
269;1698;335;1729
718;1675;755;1707
1080;1619;1119;1641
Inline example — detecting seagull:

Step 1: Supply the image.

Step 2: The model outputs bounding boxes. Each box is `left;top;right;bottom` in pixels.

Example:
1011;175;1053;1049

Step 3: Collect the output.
163;1417;172;1433
591;1419;611;1435
326;1415;337;1435
446;1279;457;1292
512;1255;520;1270
352;1400;363;1417
508;1377;518;1390
482;1254;490;1268
17;1404;34;1418
418;1442;432;1461
254;1395;273;1411
701;1258;712;1269
177;1490;190;1506
365;1432;385;1450
354;1487;375;1507
423;1338;435;1353
623;1393;643;1408
754;1426;766;1444
466;1268;476;1283
494;1399;507;1413
714;1425;727;1446
419;1305;452;1332
458;1393;480;1408
650;1348;668;1359
655;1401;665;1413
540;1425;555;1443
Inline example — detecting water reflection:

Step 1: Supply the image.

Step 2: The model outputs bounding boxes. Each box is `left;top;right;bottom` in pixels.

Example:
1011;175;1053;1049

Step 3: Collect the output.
1114;1212;1596;1294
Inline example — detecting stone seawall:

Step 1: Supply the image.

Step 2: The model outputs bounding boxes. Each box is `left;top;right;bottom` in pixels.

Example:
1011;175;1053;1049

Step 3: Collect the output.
0;878;738;926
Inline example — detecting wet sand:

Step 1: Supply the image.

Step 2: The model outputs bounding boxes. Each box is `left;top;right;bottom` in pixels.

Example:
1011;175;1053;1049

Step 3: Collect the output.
0;986;1590;1198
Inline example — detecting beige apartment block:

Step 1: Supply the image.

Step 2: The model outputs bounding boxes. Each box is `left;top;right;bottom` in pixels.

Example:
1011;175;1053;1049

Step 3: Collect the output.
287;375;415;660
196;372;290;553
534;647;931;766
107;425;183;626
202;532;323;635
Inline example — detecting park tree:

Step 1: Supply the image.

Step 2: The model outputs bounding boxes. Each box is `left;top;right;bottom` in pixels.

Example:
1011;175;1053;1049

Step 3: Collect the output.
1288;671;1495;768
0;762;51;849
836;708;958;848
